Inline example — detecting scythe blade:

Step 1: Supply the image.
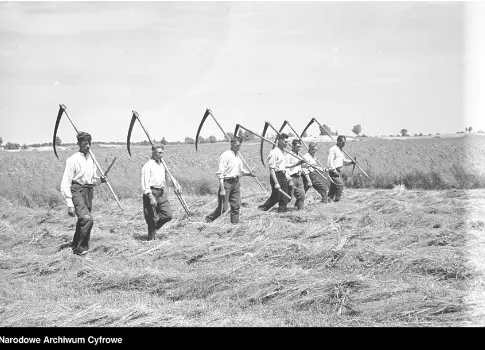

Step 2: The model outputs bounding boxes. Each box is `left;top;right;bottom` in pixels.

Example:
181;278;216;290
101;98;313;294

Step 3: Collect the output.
127;111;138;157
234;124;241;139
273;120;287;149
260;122;270;167
53;104;66;159
300;118;316;139
195;109;210;151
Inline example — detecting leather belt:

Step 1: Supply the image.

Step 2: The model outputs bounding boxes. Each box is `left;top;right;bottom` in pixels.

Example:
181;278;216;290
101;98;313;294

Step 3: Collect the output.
72;181;94;188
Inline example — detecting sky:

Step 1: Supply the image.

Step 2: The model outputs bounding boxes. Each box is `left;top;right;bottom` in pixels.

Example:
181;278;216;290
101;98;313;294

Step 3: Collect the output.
0;0;483;145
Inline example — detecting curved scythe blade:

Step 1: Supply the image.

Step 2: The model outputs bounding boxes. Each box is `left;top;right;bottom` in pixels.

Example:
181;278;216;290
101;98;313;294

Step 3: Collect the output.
300;118;316;139
260;122;270;167
127;111;138;157
234;124;241;139
273;120;287;150
195;109;210;151
53;104;66;159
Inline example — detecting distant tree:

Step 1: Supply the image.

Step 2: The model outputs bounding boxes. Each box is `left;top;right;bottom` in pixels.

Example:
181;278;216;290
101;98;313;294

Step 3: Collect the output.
185;137;195;144
465;127;469;133
301;131;308;138
468;126;473;133
241;131;255;141
319;124;331;136
160;137;168;145
351;124;362;136
0;136;3;146
333;130;339;136
478;130;484;134
4;142;20;150
287;132;294;137
21;143;28;150
198;136;208;144
436;132;440;136
209;135;217;143
400;129;409;137
225;132;234;141
55;136;62;146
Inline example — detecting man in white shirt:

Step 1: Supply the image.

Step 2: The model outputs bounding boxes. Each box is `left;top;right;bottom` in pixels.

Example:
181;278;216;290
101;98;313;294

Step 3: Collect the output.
302;142;329;202
205;136;255;224
142;144;182;240
258;133;292;213
286;139;308;210
60;132;107;256
326;135;355;202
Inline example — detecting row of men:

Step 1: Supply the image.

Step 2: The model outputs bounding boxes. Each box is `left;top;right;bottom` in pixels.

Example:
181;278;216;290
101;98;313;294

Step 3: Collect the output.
60;132;353;256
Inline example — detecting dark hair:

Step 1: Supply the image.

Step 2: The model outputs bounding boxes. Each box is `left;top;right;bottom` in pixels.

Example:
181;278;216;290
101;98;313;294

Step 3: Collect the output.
277;133;289;140
231;136;243;144
337;135;346;142
151;143;164;151
77;132;92;143
292;139;301;145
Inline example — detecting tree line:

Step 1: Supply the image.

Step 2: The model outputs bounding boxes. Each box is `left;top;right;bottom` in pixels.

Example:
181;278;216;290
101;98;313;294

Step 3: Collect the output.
0;125;481;150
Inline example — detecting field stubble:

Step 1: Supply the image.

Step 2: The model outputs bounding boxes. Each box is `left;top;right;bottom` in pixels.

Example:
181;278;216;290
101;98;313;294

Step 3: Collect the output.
0;135;484;326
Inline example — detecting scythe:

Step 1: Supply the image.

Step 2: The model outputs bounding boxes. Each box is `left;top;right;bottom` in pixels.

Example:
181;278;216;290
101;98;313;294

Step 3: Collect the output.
127;110;191;216
302;118;372;180
280;119;335;185
52;104;123;211
234;123;328;196
195;108;266;192
195;109;211;151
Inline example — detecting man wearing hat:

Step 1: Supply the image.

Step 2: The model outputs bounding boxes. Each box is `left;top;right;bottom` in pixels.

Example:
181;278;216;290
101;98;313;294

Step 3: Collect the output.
258;133;292;213
327;135;355;202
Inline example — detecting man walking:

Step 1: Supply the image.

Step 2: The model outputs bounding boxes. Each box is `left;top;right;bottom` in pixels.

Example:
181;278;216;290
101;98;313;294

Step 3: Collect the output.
302;142;330;202
142;143;182;240
286;139;306;210
258;133;292;213
205;136;255;224
60;131;106;256
327;135;355;202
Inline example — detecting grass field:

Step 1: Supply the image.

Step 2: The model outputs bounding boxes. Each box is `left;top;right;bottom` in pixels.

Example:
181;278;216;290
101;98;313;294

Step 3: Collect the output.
0;134;484;327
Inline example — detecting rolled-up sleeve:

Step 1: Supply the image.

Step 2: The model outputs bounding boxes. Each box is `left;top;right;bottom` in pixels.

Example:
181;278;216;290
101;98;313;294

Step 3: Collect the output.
141;163;151;195
60;158;74;208
216;153;227;179
268;150;277;169
327;147;338;170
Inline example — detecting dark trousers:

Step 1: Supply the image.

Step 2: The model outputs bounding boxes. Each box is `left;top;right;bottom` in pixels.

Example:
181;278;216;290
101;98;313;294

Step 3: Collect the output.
259;171;290;213
303;172;329;201
206;178;241;224
327;170;344;202
71;183;94;254
289;174;305;210
143;188;173;239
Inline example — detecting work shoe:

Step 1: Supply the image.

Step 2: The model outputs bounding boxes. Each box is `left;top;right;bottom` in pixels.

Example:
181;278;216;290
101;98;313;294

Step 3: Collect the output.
73;249;88;256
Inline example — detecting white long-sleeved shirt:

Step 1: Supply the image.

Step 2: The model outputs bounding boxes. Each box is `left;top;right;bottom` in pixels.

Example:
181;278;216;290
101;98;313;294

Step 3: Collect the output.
268;147;288;173
60;152;100;208
327;145;352;171
285;152;302;176
216;149;244;179
141;159;170;195
302;152;324;175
